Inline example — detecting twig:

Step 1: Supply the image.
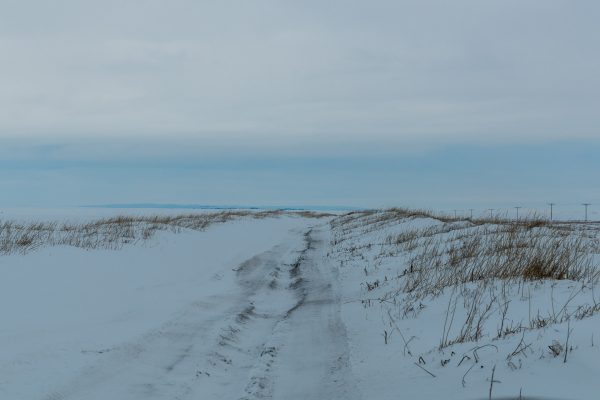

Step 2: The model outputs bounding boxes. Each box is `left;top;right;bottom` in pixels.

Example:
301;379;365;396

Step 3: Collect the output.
457;355;471;367
388;309;414;356
564;319;571;363
413;362;436;378
489;364;496;400
463;344;498;364
462;362;476;387
507;331;531;360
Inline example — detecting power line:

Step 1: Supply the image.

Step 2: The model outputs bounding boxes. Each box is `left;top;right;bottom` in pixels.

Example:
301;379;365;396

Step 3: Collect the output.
515;206;522;220
583;203;591;222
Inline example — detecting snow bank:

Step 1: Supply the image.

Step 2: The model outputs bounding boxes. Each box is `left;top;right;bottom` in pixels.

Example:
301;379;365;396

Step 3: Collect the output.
330;210;600;400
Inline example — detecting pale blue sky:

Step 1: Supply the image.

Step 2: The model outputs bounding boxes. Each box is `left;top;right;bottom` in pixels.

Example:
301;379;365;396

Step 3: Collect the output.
0;1;598;215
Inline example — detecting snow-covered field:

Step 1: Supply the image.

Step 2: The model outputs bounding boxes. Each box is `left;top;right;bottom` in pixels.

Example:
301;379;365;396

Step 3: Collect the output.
1;208;599;399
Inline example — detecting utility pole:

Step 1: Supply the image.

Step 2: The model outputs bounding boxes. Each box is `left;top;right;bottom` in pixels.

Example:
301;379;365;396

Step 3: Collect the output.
469;209;474;219
487;209;495;219
453;209;458;219
515;207;522;221
583;203;591;222
548;203;555;221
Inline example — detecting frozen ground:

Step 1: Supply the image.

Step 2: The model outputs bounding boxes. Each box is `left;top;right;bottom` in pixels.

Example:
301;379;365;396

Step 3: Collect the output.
1;209;599;399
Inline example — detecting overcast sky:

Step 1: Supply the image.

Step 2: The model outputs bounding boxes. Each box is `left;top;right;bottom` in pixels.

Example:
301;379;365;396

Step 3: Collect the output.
1;1;599;214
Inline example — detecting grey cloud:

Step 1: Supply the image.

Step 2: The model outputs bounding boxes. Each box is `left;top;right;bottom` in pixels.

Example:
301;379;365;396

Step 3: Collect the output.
0;1;599;144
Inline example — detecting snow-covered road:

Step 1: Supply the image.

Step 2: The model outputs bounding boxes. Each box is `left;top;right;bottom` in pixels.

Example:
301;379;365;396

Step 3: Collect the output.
1;216;360;400
240;226;361;400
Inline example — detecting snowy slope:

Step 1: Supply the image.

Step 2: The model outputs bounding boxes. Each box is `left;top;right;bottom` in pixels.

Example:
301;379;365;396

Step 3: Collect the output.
1;209;599;399
330;210;600;400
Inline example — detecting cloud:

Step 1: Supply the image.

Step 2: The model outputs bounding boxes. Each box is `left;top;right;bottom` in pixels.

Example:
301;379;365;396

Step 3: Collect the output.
0;0;599;145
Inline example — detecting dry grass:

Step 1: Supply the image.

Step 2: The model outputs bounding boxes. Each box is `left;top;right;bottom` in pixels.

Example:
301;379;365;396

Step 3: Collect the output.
329;208;600;350
0;210;332;256
369;213;600;297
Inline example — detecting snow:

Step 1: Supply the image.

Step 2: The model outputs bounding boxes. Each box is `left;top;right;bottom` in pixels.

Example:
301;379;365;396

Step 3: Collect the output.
0;215;312;399
1;209;599;399
331;211;600;400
